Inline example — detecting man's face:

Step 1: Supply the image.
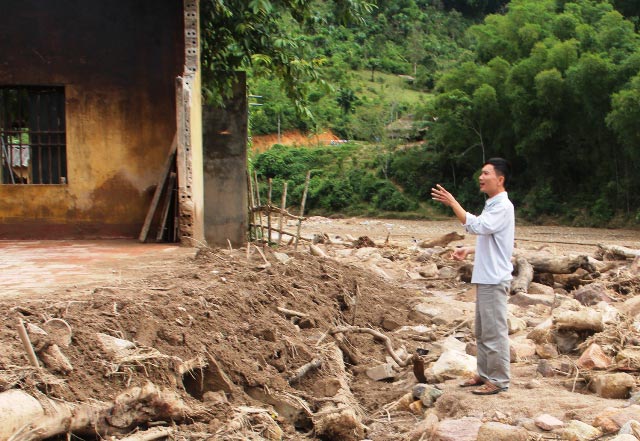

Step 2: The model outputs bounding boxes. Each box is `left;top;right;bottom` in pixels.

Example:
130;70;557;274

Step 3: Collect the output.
478;164;504;197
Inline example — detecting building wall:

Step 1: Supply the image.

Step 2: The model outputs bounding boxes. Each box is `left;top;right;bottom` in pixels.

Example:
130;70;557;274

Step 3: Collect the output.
202;73;248;246
0;0;183;238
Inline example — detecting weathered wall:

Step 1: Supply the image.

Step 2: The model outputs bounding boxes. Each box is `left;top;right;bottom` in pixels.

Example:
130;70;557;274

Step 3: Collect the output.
202;73;248;246
0;1;183;238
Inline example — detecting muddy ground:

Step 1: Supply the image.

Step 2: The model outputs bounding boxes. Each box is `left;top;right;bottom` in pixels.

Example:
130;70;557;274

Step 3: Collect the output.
1;218;639;440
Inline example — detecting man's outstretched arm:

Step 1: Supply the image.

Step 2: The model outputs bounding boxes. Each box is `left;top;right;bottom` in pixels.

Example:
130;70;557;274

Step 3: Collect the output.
431;184;467;224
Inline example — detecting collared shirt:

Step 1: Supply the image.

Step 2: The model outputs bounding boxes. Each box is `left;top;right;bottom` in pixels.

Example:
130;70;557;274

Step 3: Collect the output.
463;191;514;284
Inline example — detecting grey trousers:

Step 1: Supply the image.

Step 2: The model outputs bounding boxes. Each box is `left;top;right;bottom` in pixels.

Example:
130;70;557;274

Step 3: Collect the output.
475;281;510;389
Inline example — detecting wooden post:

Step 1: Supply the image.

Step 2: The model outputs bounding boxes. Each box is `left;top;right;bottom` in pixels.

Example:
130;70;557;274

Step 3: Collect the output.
253;171;264;240
16;319;39;368
267;177;272;244
247;171;256;241
139;135;177;242
156;172;177;242
294;171;311;251
277;182;288;246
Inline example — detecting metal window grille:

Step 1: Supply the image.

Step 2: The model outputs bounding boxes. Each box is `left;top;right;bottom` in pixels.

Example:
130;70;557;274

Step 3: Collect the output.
0;86;67;185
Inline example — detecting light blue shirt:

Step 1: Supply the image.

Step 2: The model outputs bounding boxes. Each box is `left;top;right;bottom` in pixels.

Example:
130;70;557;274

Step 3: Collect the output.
463;191;514;284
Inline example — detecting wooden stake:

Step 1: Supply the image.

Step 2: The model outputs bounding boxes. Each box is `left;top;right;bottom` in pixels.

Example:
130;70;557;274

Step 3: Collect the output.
139;135;177;242
277;182;288;246
254;171;264;240
156;172;176;242
247;170;256;241
267;177;272;244
16;319;39;368
294;171;311;251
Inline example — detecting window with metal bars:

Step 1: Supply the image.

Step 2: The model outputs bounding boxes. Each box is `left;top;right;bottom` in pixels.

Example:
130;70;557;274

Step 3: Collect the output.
0;86;67;185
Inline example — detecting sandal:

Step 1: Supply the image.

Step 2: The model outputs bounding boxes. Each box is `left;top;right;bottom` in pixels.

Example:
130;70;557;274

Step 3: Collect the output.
471;382;507;395
459;375;484;388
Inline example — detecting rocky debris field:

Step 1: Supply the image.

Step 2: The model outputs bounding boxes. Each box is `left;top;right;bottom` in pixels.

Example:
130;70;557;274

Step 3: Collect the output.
0;218;639;441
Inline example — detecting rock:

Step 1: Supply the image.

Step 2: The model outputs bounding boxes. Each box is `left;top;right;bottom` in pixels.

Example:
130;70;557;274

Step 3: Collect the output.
407;411;439;441
593;405;640;433
619;419;640;437
608;435;638;441
618;295;640;318
438;266;458;279
433;417;482;441
537;359;556;377
536;343;559;359
525;379;542;389
298;317;316;329
534;413;564;431
561;420;602;441
392;392;415;411
509;292;554;307
528;282;555;296
40;344;73;374
527;317;553;344
409;303;466;327
577;343;612;370
476;422;528;441
309;244;327;258
573;283;612;306
411;384;443;407
366;363;396;381
409;400;424;415
432;336;476;378
592;373;635;399
381;316;402;331
273;252;291;264
418;262;439;278
97;332;136;358
510;336;537;361
507;314;528;334
554;329;582;354
594;301;620;324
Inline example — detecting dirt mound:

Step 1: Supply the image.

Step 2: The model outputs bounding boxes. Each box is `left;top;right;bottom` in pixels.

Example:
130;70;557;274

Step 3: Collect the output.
251;130;339;152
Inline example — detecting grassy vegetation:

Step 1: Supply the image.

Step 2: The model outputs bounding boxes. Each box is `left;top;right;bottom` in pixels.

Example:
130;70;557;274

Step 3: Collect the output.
350;70;432;106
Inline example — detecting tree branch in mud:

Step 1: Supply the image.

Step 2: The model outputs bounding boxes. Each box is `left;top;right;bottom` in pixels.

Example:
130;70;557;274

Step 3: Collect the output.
329;326;413;367
513;250;595;274
3;382;190;441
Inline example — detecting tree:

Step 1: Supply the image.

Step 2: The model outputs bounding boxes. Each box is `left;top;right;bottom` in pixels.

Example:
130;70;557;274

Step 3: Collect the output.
200;0;374;112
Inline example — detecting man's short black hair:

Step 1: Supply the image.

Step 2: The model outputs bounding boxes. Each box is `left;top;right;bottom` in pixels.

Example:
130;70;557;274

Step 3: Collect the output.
484;157;511;188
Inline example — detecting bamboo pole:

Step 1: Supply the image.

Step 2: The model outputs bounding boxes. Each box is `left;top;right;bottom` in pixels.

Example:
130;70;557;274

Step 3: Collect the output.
294;171;311;251
267;177;272;244
253;171;264;240
277;182;288;246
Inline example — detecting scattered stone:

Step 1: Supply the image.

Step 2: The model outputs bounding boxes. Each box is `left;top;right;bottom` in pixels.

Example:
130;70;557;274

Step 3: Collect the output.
507;314;527;334
537;359;556;377
366;363;396;381
534;413;564;431
594;301;620;324
381;316;402;331
527;317;553;344
438;266;458;279
409;400;424;415
298;317;316;329
433;417;482;441
617;295;640;318
525;379;542;389
528;282;555;296
476;422;528;441
418;262;439;278
609;434;638;441
510;336;536;361
203;390;228;404
273;252;291;264
619;419;640;438
509;292;554;307
432;336;476;378
415;385;443;407
309;244;327;258
573;283;612;306
577;343;612;370
536;343;559;359
407;411;439;441
592;373;635;399
561;420;602;441
593;405;640;433
554;329;582;354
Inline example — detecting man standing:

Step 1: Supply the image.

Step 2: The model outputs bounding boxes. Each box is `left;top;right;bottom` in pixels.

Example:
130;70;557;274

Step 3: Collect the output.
431;158;514;395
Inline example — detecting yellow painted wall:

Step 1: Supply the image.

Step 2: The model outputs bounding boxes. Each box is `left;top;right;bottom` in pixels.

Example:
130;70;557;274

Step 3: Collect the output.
0;1;183;238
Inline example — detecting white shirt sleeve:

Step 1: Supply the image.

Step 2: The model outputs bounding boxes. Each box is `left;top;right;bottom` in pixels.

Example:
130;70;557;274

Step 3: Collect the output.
464;203;510;235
